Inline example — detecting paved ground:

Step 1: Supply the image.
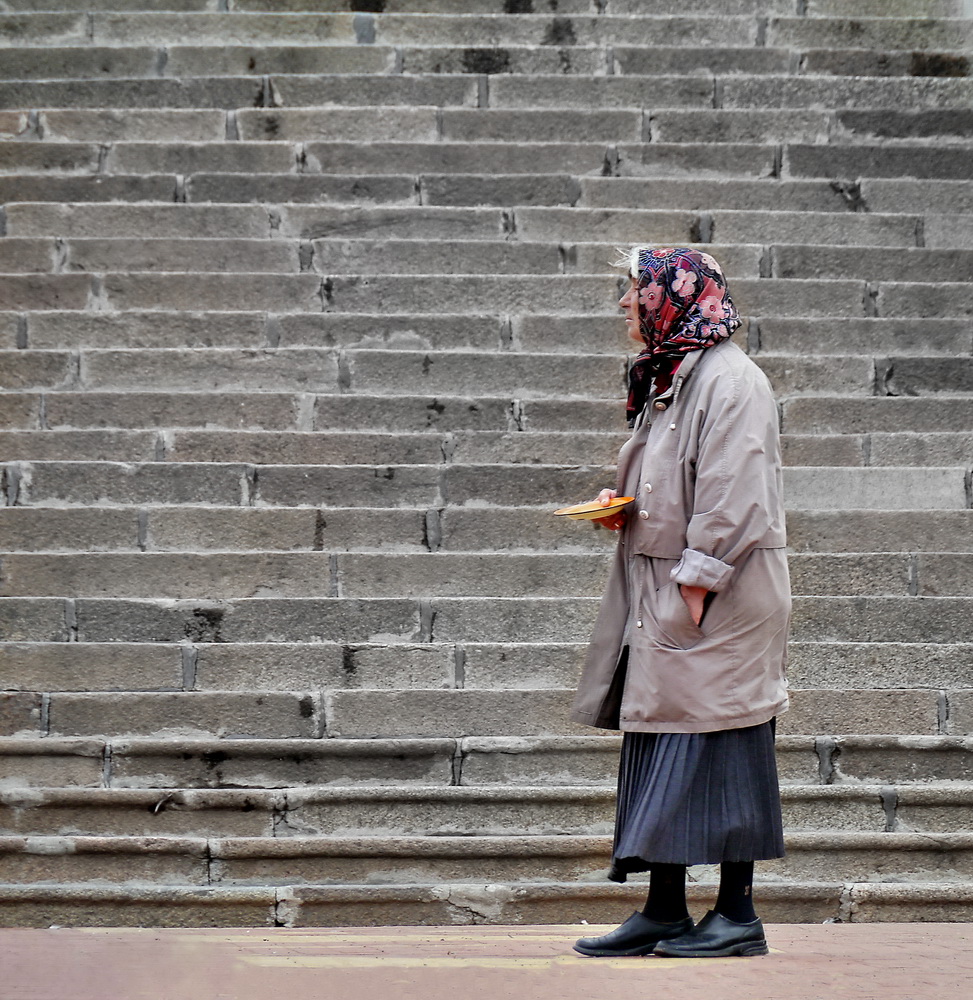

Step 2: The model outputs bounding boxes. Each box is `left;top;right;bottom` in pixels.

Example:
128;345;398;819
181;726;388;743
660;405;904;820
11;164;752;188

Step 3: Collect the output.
3;922;972;1000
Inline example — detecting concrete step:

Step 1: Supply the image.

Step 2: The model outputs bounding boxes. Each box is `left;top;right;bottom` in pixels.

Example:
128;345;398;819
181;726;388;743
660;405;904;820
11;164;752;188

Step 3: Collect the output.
0;676;964;740
7;427;973;468
0;13;765;49
3;505;972;555
1;783;971;838
2;878;972;927
2;202;930;248
782;397;973;434
8;550;973;599
5;12;970;51
3;830;973;888
9;74;971;115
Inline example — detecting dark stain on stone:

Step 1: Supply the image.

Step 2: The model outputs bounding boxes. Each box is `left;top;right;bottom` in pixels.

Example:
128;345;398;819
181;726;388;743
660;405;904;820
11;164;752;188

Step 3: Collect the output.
299;696;314;718
461;48;512;74
352;0;386;10
313;510;327;551
247;56;257;71
542;17;576;46
185;608;225;643
421;354;432;375
342;646;357;674
910;52;970;77
202;751;230;768
503;0;533;11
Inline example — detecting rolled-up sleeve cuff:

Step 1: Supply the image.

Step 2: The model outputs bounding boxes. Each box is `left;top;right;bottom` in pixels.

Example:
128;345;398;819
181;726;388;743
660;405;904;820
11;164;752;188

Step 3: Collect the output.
670;548;735;592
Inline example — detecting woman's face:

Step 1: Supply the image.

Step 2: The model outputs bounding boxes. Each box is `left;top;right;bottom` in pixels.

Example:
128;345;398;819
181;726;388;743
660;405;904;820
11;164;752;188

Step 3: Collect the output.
619;278;642;345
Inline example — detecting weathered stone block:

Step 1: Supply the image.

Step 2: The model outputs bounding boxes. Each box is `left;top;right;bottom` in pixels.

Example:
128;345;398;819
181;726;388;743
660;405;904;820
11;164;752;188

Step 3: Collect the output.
254;464;441;508
759;317;969;356
430;598;599;643
0;836;209;886
460;735;619;785
767;16;973;52
781;787;886;832
279;204;504;240
188;173;417;206
193;642;450;692
654;109;831;144
440;507;614;553
99;273;323;313
282;786;614;837
614;44;790;75
445;464;613;508
779;688;940;735
0;694;42;736
63;238;298;274
878;283;973;320
894;786;973;833
788;642;973;691
788;554;911;597
329;689;588;737
0;352;75;391
283;315;503;352
219;599;421;644
340;553;610;599
312;237;560;274
850;883;973;923
0;175;178;205
4;78;259;111
167;430;443;466
0;884;277;928
0;430;157;463
0;787;280;837
0;598;67;642
780;434;863;467
0;275;90;312
30;313;270;351
781;397;973;436
868;432;973;467
786;143;973;180
0;141;100;174
517;206;694;242
22;461;246;506
792;596;973;644
925;213;973;250
106;141;296;175
110;736;455;789
617;141;777;178
40;110;225;142
831;736;973;784
783;466;965;510
274;74;477;107
147;506;425;553
313;392;511;432
5;204;270;239
347;348;623;396
45;389;293;429
82;348;340;393
237;106;438;142
0;45;158;80
944;691;973;736
0;738;104;788
490;75;712;109
0;642;180;692
0;12;86;45
0;508;138;553
448;430;624;466
49;692;320;739
166;43;391;76
0;238;54;273
461;643;586;690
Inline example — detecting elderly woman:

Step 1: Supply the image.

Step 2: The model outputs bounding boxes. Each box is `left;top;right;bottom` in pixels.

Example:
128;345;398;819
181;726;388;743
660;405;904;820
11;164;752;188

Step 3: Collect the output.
571;246;790;959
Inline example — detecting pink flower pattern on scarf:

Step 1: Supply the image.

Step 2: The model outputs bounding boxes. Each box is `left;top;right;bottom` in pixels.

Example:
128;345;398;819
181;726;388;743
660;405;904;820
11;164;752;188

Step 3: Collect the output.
626;246;741;424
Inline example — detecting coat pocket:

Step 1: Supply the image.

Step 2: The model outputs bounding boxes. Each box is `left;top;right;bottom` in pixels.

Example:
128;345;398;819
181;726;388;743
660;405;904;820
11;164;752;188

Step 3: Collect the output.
644;580;705;650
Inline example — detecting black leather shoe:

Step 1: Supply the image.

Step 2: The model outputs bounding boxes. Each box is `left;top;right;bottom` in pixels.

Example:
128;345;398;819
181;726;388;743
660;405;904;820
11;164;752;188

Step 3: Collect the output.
653;910;768;958
573;911;694;957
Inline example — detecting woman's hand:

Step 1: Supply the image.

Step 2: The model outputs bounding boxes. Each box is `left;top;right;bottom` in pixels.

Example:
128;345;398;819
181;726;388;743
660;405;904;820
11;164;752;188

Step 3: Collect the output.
679;584;709;625
591;488;626;531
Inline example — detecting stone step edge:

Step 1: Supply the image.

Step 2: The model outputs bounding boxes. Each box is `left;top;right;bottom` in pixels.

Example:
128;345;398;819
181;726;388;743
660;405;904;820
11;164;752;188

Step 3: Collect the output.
1;733;972;755
3;784;971;807
0;880;969;926
3;831;973;857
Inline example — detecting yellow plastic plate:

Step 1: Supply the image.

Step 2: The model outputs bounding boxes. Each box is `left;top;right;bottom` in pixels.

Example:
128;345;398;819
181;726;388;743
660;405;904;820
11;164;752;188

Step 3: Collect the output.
553;497;635;521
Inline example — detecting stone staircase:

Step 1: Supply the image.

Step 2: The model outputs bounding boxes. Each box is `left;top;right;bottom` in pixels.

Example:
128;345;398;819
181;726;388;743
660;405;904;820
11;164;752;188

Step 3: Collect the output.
1;0;972;927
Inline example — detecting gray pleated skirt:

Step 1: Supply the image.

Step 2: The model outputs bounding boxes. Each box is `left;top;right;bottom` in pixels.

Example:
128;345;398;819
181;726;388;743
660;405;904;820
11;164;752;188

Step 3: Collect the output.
608;720;785;881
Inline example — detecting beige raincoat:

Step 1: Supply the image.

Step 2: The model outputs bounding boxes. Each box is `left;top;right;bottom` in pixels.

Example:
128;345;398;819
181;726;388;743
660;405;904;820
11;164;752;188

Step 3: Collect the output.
570;338;790;734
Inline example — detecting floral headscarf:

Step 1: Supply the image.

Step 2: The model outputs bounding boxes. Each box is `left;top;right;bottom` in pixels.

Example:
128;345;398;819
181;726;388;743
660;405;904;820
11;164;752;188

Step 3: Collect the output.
625;246;740;424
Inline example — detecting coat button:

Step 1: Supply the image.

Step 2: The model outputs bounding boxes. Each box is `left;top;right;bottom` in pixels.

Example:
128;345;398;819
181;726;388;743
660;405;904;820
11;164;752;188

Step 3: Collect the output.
638;509;649;520
669;423;676;430
654;401;667;411
636;619;643;628
643;483;652;493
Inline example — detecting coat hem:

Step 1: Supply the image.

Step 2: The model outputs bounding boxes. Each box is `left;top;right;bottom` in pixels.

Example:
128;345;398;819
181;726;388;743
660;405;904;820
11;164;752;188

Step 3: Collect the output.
570;699;788;734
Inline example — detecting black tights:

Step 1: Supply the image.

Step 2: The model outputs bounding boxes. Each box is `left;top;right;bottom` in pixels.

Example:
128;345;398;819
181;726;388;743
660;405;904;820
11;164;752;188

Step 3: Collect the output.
641;861;757;924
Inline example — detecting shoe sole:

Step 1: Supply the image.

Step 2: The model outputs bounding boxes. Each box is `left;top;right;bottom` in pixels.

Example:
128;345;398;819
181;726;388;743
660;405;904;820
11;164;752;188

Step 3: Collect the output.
572;943;661;957
654;940;769;958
